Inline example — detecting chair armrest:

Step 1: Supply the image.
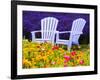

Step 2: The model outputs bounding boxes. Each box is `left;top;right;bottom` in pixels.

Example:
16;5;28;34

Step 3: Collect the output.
31;30;41;33
31;30;41;41
58;31;83;35
31;31;56;33
71;32;83;35
56;31;60;40
56;31;71;41
55;31;83;41
57;31;71;34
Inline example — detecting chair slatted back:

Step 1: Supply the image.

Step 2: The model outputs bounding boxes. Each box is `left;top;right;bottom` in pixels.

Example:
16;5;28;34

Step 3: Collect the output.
41;17;59;42
70;18;86;42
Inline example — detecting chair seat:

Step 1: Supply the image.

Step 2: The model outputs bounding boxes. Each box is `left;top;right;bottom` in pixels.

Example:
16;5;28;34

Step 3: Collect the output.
56;39;69;45
34;38;51;43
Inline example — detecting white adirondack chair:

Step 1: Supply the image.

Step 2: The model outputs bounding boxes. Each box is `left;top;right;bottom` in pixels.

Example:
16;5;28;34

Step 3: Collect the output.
31;17;59;44
56;18;86;51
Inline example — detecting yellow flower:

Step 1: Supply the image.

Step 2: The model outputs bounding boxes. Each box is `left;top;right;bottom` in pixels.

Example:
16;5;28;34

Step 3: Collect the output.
23;48;29;53
32;66;36;68
31;58;35;63
47;50;53;55
43;56;47;61
59;48;65;53
35;55;42;61
57;61;60;64
31;58;36;65
76;58;81;63
23;58;32;67
45;59;49;63
29;48;34;52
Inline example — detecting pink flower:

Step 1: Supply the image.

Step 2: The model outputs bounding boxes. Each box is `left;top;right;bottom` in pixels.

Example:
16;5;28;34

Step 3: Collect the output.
64;55;71;61
71;51;76;56
79;60;84;64
64;59;68;63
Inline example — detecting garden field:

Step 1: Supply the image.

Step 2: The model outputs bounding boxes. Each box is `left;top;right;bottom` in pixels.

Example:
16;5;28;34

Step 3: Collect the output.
22;39;90;68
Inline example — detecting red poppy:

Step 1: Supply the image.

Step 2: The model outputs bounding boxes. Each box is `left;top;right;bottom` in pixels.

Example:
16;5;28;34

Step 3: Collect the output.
64;59;68;63
71;51;76;56
52;46;59;50
64;64;67;67
79;60;84;65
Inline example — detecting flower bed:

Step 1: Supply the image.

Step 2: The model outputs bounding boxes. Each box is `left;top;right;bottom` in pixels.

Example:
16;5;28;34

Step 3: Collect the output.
22;39;90;68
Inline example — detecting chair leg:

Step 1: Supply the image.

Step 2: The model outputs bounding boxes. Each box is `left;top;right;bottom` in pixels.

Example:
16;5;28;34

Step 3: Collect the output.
68;41;72;52
76;41;81;49
78;45;81;49
74;41;80;49
68;46;71;52
52;40;55;46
